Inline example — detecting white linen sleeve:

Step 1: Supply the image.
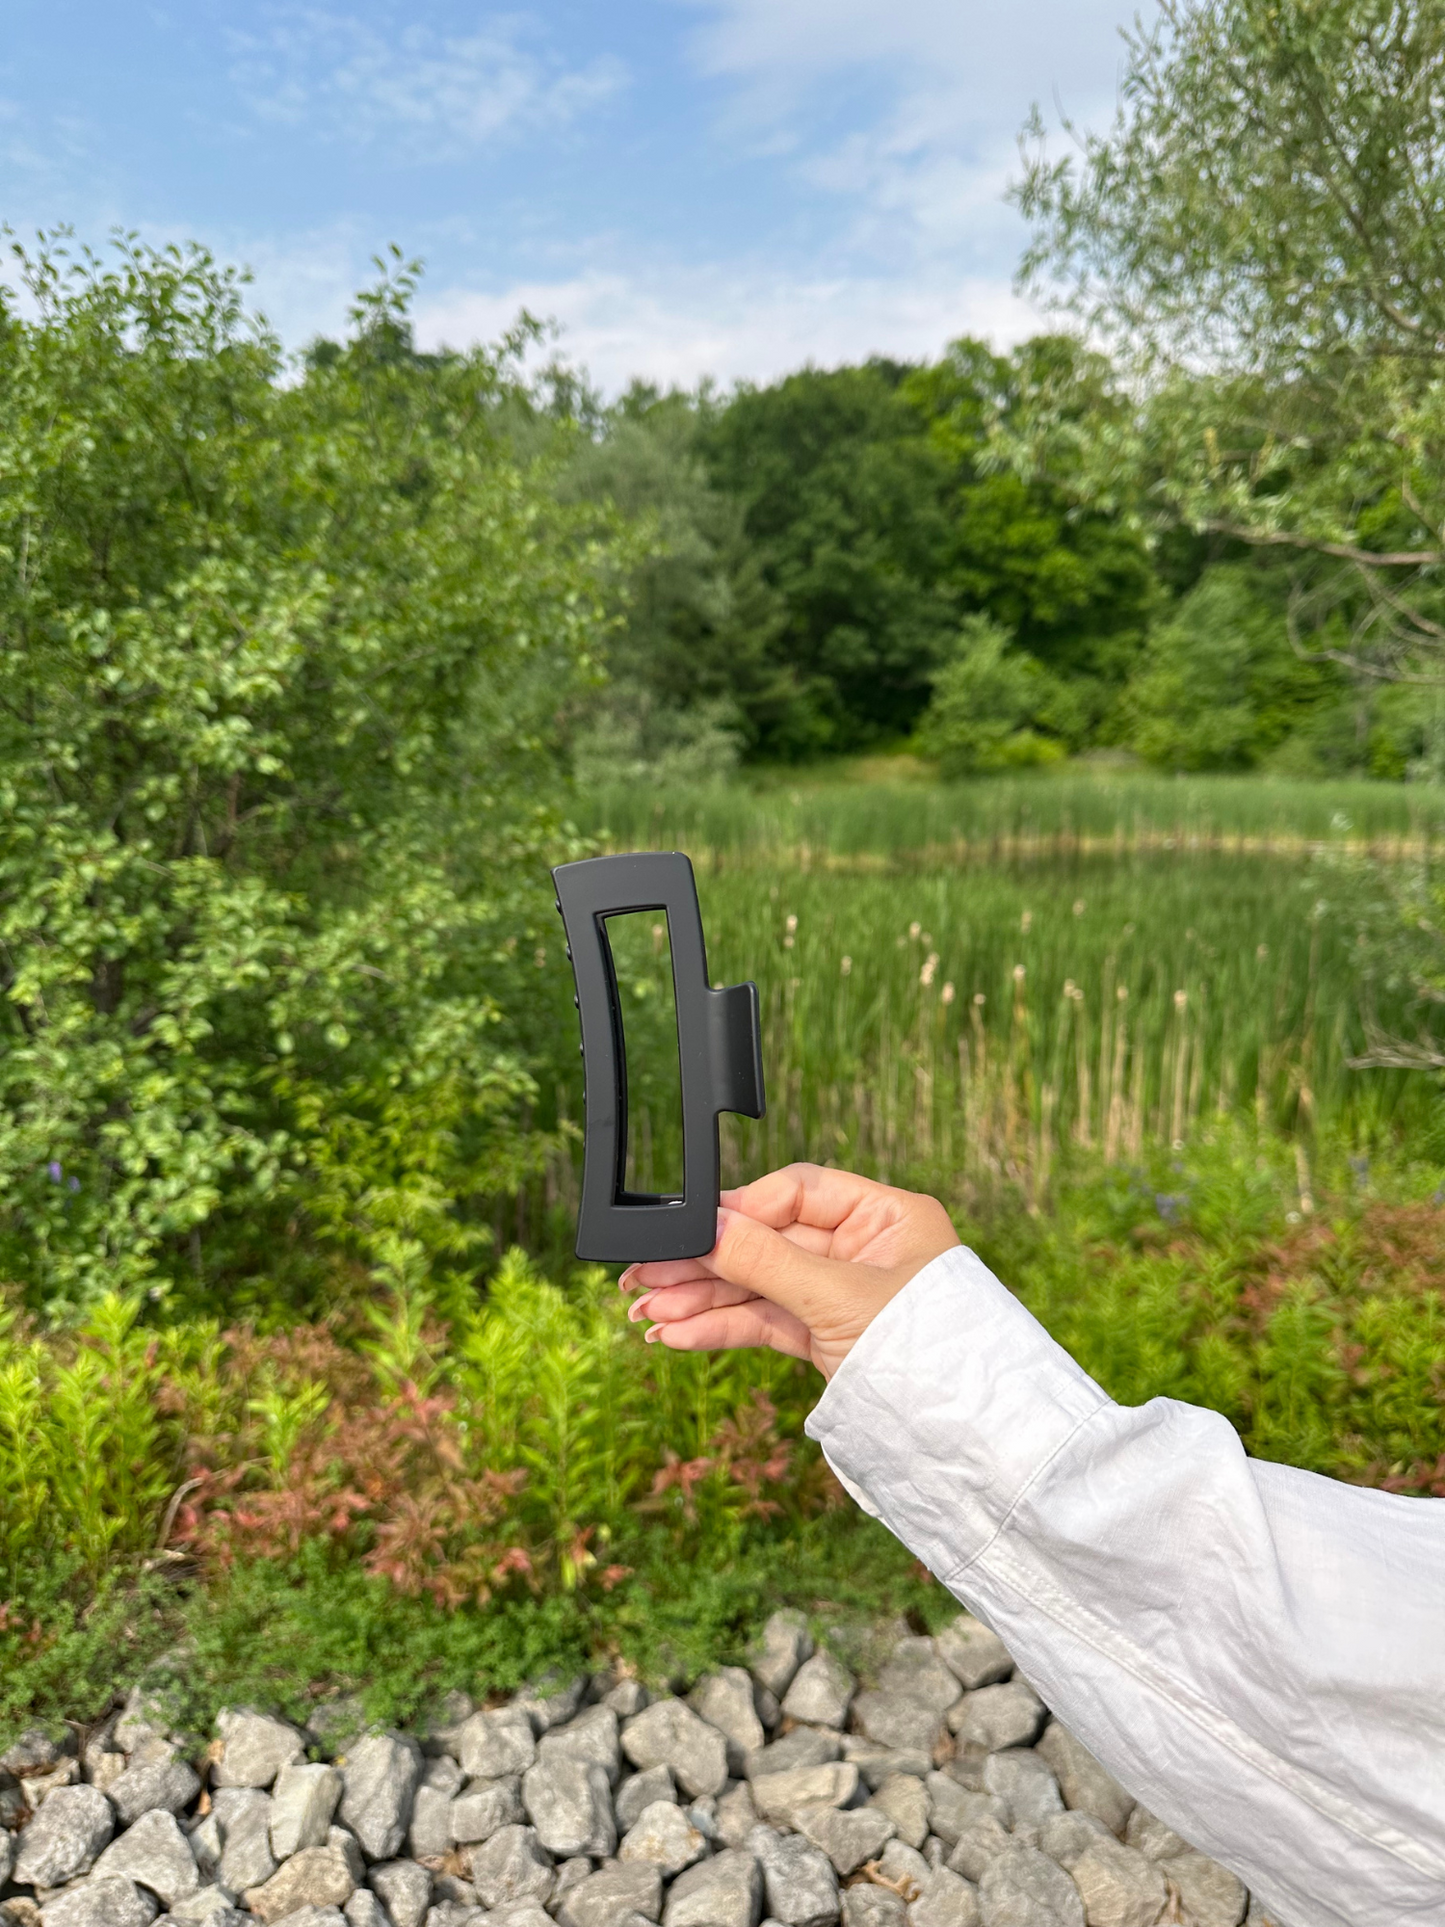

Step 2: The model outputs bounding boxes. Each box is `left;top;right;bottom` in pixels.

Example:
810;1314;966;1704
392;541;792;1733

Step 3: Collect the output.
804;1243;1445;1927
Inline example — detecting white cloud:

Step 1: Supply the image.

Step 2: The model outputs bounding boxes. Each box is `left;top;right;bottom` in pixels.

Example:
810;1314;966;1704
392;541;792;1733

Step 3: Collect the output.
414;260;1046;395
675;0;1145;277
228;9;626;159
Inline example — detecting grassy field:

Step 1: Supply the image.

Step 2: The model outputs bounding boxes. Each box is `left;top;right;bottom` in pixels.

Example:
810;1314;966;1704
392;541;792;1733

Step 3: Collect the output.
566;767;1445;1212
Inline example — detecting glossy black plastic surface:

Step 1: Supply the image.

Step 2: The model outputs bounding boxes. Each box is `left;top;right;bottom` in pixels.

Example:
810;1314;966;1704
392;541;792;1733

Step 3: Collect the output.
552;851;765;1261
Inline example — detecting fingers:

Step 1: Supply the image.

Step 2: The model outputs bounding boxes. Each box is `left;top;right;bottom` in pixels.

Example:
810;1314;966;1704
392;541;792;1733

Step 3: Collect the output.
708;1205;854;1328
723;1163;910;1236
629;1279;759;1324
620;1255;718;1294
643;1300;813;1359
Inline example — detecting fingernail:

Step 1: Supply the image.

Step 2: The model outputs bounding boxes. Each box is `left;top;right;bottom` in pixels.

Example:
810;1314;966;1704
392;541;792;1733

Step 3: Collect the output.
618;1265;638;1292
643;1325;662;1344
627;1294;653;1324
715;1205;731;1248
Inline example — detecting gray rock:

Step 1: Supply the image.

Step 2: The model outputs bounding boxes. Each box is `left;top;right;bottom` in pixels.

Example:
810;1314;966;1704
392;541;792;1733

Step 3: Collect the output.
419;1692;477;1762
187;1811;224;1882
948;1685;1044;1754
687;1795;721;1842
456;1710;537;1783
663;1847;763;1927
512;1677;588;1735
933;1623;1011;1695
540;1707;622;1786
423;1906;486;1927
451;1776;525;1844
1033;1728;1133;1838
981;1753;1062;1829
748;1729;843;1782
852;1695;943;1761
751;1764;859;1828
944;1818;1013;1886
0;1821;14;1887
748;1824;839;1927
269;1911;347;1927
908;1870;979;1927
877;1642;963;1719
522;1757;616;1858
780;1655;854;1731
423;1755;465;1797
371;1858;433;1927
840;1888;906;1927
749;1612;813;1701
1037;1813;1113;1869
923;1838;949;1872
617;1800;710;1876
115;1682;180;1756
794;1804;896;1877
242;1841;359;1922
556;1861;664;1927
108;1752;202;1827
15;1783;114;1886
3;1727;72;1775
878;1840;932;1897
841;1741;932;1790
924;1777;1009;1851
602;1680;650;1720
92;1808;199;1905
340;1733;423;1860
22;1759;79;1808
494;1906;565;1927
1122;1807;1189;1862
869;1776;930;1851
976;1848;1084;1927
216;1790;276;1893
84;1742;127;1796
39;1876;158;1927
716;1781;760;1848
689;1670;766;1774
271;1761;345;1858
344;1894;390;1927
553;1856;595;1904
212;1712;304;1790
467;1824;555;1910
167;1891;247;1922
1067;1838;1167;1927
616;1765;678;1830
1167;1851;1247;1927
622;1702;729;1800
408;1780;456;1860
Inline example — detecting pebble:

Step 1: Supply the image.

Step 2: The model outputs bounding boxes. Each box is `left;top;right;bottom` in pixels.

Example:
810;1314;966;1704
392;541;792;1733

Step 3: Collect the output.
539;1708;623;1787
457;1710;538;1782
907;1868;979;1927
468;1824;556;1909
689;1670;766;1773
933;1622;1012;1695
977;1846;1085;1927
522;1757;618;1858
870;1774;931;1850
749;1612;814;1701
91;1807;199;1905
1067;1836;1167;1927
662;1847;763;1927
242;1841;358;1921
948;1685;1044;1754
851;1694;944;1760
212;1714;305;1791
617;1800;710;1876
370;1858;434;1927
622;1702;729;1800
452;1776;526;1844
981;1752;1062;1829
1033;1727;1133;1838
615;1766;678;1831
270;1762;344;1858
752;1764;859;1829
39;1875;159;1927
555;1861;664;1927
780;1655;855;1731
14;1784;115;1887
339;1734;423;1860
876;1642;963;1718
793;1804;896;1877
748;1823;840;1927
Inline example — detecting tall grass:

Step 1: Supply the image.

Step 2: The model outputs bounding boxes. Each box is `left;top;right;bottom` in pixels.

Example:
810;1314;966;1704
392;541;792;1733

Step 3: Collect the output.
542;834;1437;1217
579;769;1445;862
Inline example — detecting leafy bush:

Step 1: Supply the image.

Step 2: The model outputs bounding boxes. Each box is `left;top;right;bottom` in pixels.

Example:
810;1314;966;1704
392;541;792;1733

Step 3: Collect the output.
913;615;1068;775
0;238;608;1318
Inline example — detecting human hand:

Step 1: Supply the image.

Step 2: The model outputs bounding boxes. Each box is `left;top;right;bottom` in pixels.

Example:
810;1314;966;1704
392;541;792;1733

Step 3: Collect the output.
619;1163;959;1380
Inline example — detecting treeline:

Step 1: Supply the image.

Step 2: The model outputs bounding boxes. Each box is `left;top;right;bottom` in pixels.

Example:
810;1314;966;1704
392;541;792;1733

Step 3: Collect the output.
561;343;1444;782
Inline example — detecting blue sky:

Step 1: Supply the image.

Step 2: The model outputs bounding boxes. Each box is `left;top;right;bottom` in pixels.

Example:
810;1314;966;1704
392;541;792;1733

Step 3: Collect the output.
1;1;1153;390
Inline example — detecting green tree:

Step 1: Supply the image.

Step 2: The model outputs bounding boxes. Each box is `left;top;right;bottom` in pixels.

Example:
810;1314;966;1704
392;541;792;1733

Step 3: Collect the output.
700;362;958;756
905;336;1158;727
0;237;608;1317
1014;0;1445;687
913;614;1068;777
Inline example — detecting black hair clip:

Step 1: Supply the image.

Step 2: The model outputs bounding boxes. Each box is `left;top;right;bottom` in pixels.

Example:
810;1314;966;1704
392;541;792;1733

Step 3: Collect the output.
552;851;766;1262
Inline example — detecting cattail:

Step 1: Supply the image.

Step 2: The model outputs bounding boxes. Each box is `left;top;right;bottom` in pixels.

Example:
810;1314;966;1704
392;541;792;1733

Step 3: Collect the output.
840;955;852;977
909;921;922;940
785;913;798;933
1174;989;1187;1010
921;953;938;987
941;982;955;1005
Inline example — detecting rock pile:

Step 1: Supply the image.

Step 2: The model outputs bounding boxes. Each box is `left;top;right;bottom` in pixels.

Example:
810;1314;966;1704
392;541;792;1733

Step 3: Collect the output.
0;1613;1283;1927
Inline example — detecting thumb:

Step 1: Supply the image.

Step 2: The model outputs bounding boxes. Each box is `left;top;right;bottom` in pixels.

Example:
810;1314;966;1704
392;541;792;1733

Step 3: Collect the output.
711;1205;870;1331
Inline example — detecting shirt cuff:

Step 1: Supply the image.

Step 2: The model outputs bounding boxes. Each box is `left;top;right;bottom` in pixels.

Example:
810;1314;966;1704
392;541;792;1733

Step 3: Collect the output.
804;1242;1112;1584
